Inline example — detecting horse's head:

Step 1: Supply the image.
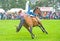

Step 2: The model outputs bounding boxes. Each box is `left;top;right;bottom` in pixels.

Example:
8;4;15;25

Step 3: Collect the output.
33;7;41;16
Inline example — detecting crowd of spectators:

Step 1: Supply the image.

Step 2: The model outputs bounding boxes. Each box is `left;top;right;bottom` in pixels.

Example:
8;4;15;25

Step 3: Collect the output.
0;11;60;20
40;11;60;19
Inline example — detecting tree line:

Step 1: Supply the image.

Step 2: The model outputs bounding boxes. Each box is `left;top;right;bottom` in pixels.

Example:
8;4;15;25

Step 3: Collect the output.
0;0;60;10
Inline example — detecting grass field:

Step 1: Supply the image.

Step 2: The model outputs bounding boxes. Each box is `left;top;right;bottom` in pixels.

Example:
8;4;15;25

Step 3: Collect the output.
0;20;60;41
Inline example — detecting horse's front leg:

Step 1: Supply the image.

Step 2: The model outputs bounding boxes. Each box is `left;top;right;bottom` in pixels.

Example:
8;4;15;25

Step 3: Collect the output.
26;26;35;39
38;22;48;34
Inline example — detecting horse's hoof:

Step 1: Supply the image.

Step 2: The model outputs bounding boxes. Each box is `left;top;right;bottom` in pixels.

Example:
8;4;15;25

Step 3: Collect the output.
46;32;48;34
16;27;19;32
43;31;48;34
32;35;35;39
32;37;34;39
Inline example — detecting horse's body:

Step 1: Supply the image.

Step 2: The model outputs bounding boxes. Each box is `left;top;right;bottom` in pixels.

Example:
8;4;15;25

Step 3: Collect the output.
16;7;48;39
24;16;38;27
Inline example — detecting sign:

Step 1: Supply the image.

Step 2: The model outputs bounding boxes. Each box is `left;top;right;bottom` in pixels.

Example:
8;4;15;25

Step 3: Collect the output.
40;7;53;11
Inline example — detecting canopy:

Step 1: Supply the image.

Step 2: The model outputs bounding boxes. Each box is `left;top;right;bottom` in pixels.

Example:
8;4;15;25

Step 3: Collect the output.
7;8;23;14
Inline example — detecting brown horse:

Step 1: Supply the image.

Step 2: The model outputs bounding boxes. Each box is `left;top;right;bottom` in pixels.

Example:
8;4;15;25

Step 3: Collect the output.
16;7;48;39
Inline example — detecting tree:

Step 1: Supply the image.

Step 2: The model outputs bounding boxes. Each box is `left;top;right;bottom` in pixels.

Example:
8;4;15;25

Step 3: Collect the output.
0;0;26;10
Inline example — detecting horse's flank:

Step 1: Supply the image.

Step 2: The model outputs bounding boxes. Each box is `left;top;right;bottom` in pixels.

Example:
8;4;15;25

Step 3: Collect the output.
23;15;39;27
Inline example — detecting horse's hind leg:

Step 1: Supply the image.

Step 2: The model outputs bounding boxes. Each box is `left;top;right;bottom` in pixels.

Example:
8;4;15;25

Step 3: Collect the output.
26;26;35;39
16;18;24;32
38;22;48;34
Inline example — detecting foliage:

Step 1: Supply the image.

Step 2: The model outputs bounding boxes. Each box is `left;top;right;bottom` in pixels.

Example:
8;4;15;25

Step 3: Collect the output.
0;0;59;10
0;0;26;10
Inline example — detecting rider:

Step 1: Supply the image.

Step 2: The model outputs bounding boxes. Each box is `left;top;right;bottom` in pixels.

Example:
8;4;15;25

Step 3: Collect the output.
27;4;40;22
27;5;36;16
16;10;26;32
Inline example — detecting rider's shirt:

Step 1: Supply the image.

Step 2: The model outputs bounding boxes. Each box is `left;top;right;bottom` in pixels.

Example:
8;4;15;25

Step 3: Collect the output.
20;12;27;18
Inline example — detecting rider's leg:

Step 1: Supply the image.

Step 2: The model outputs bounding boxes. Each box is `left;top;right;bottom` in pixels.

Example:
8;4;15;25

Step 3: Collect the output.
16;17;25;32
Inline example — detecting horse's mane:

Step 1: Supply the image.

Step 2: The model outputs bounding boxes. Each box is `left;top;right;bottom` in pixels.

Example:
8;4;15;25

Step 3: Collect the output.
33;7;39;13
33;7;39;12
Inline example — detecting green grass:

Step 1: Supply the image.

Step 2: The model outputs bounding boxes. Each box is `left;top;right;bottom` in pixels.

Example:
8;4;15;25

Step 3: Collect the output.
0;20;60;41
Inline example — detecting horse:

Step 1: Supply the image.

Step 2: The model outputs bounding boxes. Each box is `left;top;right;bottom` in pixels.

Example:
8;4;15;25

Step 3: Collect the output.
16;7;48;39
